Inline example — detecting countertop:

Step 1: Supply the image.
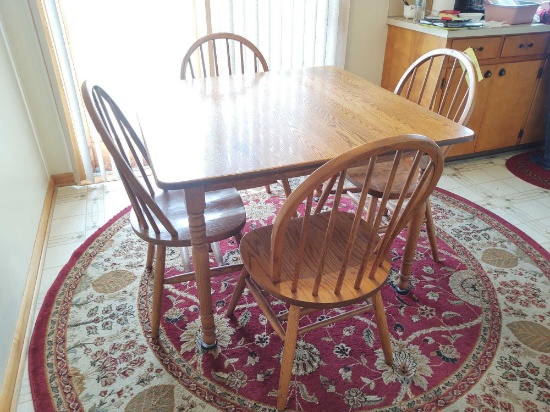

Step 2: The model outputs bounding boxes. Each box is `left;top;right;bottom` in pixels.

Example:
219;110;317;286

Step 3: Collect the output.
387;16;550;38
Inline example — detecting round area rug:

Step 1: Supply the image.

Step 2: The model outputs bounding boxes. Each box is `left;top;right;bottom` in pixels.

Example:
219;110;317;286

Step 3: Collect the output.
29;186;550;412
505;150;550;190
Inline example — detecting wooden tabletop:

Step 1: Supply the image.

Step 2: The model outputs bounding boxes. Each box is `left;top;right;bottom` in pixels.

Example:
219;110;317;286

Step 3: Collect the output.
138;66;473;190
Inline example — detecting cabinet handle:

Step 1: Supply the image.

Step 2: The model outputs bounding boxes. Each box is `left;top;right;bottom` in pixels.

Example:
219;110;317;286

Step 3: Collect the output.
473;46;484;52
519;42;534;49
484;70;492;78
498;68;506;77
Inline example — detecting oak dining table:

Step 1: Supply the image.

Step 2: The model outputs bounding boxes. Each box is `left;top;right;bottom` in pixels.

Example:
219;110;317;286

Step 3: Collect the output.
137;66;474;349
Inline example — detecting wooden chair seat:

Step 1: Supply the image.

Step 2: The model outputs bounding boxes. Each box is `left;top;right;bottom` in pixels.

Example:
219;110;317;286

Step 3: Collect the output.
240;211;390;308
130;188;245;247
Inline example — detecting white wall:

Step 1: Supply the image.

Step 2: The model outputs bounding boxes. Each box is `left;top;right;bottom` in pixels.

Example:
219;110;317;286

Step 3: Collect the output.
0;0;71;175
345;0;407;84
0;13;50;388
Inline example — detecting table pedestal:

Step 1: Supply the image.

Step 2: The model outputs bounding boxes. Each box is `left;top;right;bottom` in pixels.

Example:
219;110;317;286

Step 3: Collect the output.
185;186;218;350
392;201;427;295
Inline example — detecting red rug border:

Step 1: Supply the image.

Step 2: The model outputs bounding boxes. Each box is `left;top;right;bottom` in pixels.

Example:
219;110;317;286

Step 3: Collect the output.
27;188;550;411
28;206;131;412
505;150;550;191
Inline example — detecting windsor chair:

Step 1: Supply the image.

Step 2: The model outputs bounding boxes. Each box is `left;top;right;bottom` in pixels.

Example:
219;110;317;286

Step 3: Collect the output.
82;81;247;339
227;134;444;410
346;49;477;264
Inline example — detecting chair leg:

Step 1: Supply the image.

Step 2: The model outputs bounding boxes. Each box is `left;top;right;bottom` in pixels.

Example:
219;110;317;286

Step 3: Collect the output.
145;243;155;273
226;268;249;316
180;247;192;273
211;242;223;266
314;183;323;199
281;178;297;217
265;185;272;194
281;178;292;198
277;305;300;411
151;245;166;339
234;231;243;245
425;198;440;263
315;174;345;212
371;291;393;365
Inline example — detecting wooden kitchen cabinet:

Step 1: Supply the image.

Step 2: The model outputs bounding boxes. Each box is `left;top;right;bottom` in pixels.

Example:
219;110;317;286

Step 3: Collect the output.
475;59;543;152
382;23;550;158
447;64;494;156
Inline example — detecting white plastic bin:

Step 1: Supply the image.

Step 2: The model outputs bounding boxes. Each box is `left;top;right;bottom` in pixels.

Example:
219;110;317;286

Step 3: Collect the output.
484;2;539;24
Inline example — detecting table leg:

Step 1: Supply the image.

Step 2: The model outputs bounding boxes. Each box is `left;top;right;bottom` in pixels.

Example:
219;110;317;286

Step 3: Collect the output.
185;186;217;350
392;201;426;295
314;183;323;200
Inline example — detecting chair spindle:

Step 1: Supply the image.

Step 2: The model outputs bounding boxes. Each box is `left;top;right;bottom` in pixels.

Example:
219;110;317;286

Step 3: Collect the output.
212;40;220;76
314;174;338;214
404;67;417;99
240;42;245;74
291;194;314;292
416;56;435;105
312;170;347;296
356;150;403;286
224;39;232;75
199;44;207;78
334;157;376;294
446;73;467;121
428;57;445;111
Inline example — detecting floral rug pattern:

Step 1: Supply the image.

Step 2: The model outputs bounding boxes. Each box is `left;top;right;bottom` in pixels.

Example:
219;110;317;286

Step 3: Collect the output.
29;186;550;411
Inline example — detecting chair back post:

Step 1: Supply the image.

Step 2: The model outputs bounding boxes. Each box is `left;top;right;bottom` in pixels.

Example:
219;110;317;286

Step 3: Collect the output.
395;48;478;127
180;32;269;80
81;81;178;237
270;135;444;296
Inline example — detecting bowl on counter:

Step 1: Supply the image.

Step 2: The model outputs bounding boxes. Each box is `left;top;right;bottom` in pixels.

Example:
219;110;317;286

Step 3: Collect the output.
459;12;484;21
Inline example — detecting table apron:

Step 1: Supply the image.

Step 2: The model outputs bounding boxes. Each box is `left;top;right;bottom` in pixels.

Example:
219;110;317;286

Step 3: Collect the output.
202;165;322;192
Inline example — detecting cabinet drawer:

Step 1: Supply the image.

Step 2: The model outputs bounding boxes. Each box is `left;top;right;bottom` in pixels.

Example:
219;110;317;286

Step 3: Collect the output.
451;37;501;60
501;33;550;58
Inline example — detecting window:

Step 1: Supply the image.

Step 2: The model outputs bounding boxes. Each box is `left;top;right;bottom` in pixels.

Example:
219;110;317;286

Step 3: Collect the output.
42;0;350;183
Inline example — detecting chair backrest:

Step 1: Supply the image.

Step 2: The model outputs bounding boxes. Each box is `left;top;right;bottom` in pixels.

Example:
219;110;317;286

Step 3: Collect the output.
180;32;269;80
395;48;478;126
81;81;178;237
269;135;443;296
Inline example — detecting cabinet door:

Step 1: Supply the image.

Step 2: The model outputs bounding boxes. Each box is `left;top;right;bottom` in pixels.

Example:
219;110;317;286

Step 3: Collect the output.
447;65;495;157
475;60;543;152
520;60;548;145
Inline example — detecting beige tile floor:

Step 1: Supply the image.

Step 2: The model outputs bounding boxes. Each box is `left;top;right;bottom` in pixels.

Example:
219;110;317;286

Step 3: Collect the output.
15;150;550;410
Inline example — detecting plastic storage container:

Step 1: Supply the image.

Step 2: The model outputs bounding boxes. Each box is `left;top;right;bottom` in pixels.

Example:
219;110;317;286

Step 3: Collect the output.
484;1;539;24
432;0;456;14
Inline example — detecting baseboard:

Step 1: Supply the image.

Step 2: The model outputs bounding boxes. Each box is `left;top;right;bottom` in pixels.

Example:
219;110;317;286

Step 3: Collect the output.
52;172;75;186
447;142;544;162
0;177;56;412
